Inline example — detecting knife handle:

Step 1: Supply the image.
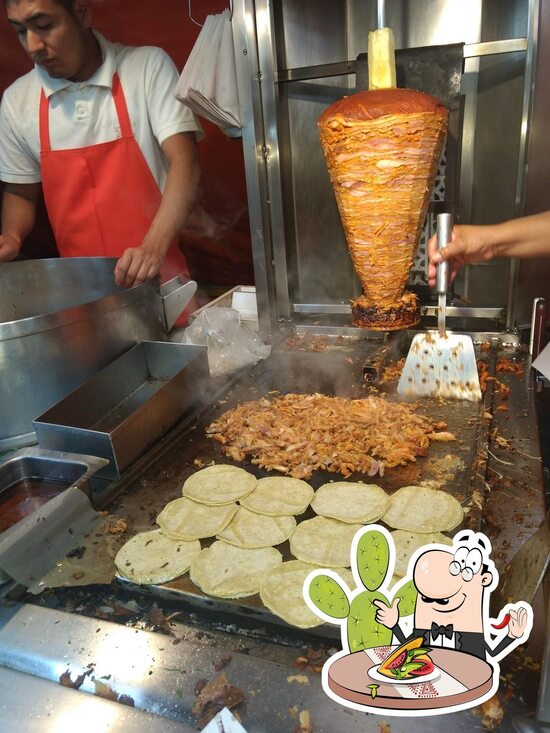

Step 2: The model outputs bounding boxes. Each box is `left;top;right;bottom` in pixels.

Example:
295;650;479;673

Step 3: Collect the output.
435;213;452;295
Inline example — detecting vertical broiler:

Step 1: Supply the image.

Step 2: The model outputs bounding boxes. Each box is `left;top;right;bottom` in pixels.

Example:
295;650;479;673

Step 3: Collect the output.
318;20;481;399
318;72;447;330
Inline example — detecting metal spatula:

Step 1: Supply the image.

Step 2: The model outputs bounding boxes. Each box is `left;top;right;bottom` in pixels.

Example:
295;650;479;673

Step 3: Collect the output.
397;213;482;401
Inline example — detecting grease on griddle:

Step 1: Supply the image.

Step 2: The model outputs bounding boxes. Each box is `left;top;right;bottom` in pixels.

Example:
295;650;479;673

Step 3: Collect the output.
0;478;69;533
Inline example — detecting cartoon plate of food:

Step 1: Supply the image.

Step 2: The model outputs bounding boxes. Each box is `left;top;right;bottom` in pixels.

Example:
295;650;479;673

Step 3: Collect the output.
368;637;440;684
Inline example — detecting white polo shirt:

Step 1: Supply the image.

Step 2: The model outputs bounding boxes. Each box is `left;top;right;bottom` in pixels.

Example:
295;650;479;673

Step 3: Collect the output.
0;30;203;190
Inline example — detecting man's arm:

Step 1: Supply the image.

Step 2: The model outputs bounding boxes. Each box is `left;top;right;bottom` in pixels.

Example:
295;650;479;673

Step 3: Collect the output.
114;132;200;288
427;211;550;287
0;182;40;261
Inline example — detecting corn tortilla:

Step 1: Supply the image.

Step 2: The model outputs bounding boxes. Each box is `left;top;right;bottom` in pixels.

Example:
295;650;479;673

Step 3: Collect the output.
182;464;257;505
289;516;363;567
115;529;200;585
260;561;355;628
190;540;282;598
216;506;296;548
311;481;390;523
391;529;453;576
240;476;314;516
382;486;463;532
157;497;237;540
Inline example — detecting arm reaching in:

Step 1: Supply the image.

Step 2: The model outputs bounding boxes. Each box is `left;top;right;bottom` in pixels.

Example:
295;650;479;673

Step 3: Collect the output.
0;182;40;261
427;211;550;287
114;132;200;288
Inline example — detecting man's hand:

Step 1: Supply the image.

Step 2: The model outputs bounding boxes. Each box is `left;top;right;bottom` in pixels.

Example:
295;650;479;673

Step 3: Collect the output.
114;246;163;288
507;605;530;640
113;132;199;289
1;182;40;262
427;224;496;287
0;234;21;262
373;597;400;629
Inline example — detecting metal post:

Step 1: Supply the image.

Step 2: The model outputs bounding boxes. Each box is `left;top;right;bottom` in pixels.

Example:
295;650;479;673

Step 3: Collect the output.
377;0;386;29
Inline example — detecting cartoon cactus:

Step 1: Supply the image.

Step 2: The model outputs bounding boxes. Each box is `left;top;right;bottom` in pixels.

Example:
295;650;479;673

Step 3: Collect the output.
392;579;417;617
356;529;390;591
347;590;393;651
306;528;418;651
308;574;350;618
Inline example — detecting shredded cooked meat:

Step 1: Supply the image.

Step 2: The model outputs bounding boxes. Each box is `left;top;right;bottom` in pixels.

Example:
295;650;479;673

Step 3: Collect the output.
206;393;446;479
318;89;447;329
379;357;405;384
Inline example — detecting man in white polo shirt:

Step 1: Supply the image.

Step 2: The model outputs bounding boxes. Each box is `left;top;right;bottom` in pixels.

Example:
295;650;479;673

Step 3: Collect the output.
0;0;203;287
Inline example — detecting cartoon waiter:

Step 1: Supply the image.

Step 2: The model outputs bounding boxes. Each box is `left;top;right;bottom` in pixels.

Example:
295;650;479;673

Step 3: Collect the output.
374;531;532;661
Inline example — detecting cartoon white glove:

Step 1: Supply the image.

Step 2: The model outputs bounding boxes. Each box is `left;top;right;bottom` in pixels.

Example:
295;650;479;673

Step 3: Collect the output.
373;597;400;628
507;606;529;639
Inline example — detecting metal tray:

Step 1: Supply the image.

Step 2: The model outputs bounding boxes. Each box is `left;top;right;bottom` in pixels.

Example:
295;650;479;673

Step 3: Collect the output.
0;447;108;583
33;342;209;480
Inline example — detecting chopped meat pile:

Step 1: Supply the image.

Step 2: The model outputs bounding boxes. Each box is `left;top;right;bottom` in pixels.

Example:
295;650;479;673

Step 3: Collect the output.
206;392;446;479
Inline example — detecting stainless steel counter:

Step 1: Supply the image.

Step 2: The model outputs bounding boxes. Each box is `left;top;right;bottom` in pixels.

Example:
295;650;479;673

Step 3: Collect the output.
0;665;196;733
0;600;523;732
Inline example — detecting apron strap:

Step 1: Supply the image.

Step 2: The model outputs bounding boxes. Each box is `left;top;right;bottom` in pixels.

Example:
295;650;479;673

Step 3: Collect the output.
111;72;133;138
39;89;51;153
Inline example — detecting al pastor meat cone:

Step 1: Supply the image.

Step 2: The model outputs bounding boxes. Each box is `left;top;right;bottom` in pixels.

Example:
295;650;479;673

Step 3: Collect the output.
318;89;448;330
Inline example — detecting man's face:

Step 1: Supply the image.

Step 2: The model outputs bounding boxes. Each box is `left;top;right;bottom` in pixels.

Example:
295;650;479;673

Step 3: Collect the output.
6;0;91;80
413;548;492;633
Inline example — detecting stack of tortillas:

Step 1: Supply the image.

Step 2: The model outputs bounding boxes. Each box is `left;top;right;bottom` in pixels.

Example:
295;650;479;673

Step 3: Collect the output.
260;480;387;627
288;481;390;567
115;464;465;627
188;472;313;598
115;465;316;600
115;464;257;588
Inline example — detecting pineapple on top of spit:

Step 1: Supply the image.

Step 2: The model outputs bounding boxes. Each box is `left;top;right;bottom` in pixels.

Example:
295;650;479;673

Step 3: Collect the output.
318;26;448;330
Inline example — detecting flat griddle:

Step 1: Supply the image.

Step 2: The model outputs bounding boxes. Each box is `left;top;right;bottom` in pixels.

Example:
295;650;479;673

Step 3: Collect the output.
108;340;488;636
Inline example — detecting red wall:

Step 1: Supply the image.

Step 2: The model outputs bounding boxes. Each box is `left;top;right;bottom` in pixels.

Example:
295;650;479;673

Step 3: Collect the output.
0;0;253;285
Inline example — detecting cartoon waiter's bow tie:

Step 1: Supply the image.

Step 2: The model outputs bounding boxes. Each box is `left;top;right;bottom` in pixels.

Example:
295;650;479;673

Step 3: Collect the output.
431;622;454;640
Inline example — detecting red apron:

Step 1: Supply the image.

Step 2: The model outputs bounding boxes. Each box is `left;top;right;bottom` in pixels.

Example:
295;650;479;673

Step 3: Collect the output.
39;72;189;282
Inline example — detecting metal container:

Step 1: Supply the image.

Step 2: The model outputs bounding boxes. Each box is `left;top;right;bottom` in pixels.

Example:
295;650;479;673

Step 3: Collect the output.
0;258;196;451
0;447;108;583
0;447;107;502
33;342;209;480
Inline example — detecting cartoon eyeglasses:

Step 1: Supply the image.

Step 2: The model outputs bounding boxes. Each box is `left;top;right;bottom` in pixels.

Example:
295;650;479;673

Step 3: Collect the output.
449;546;483;582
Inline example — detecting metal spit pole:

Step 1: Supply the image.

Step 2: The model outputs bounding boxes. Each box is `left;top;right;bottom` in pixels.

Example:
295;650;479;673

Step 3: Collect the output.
377;0;386;29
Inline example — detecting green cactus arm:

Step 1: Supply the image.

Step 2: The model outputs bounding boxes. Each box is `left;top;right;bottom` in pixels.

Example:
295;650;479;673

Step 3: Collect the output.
356;530;390;591
391;579;418;617
347;590;392;652
308;574;350;619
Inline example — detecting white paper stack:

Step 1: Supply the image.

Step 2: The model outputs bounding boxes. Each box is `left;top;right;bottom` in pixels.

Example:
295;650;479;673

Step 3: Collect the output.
176;10;241;129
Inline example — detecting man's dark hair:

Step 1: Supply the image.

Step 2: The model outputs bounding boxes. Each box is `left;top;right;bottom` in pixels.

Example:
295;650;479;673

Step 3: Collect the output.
4;0;76;9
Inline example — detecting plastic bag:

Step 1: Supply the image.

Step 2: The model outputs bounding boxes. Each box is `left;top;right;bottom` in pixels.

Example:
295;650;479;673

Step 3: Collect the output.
179;307;271;377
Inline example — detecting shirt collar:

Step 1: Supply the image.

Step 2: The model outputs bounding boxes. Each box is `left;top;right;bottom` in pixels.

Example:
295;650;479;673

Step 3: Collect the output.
37;30;116;98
